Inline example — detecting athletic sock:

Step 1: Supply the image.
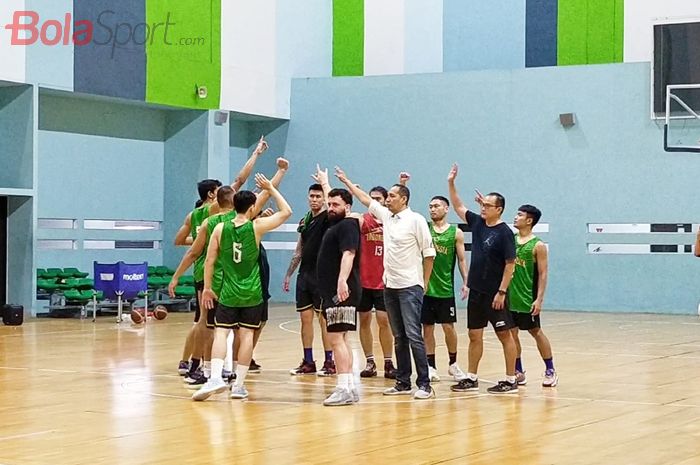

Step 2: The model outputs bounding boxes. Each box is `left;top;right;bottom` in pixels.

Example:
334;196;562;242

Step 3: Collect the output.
325;350;333;362
427;354;436;369
189;358;201;374
448;352;457;365
303;348;313;363
235;365;249;387
210;359;224;382
348;375;355;389
544;358;554;371
384;357;393;364
467;372;478;381
505;375;517;384
515;358;523;373
366;354;375;363
203;361;211;378
337;373;350;390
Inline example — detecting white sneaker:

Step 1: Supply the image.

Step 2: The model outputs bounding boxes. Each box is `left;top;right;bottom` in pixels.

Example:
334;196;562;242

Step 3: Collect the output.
515;370;527;385
351;388;359;403
323;387;354;406
542;369;558;387
428;366;441;382
414;386;435;400
383;384;413;396
448;363;467;381
230;385;249;399
191;379;227;401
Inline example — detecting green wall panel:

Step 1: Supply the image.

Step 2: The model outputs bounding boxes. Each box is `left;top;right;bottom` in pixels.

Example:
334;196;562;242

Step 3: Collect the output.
558;0;624;66
146;0;221;109
333;0;364;76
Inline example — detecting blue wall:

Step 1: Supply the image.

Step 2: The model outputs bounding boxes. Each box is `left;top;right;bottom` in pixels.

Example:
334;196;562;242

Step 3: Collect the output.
276;62;699;313
443;0;526;72
37;93;165;274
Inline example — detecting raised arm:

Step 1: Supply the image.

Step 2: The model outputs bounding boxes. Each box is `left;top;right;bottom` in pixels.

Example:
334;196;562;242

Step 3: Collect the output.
455;228;469;300
695;226;700;257
531;242;549;315
168;219;209;297
447;164;469;222
311;164;331;209
231;135;268;192
334;166;373;208
398;171;411;186
174;212;193;246
201;224;223;310
253;173;293;241
252;157;289;217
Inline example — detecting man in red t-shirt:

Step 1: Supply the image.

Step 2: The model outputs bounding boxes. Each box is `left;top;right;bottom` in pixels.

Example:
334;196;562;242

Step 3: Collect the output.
357;173;410;378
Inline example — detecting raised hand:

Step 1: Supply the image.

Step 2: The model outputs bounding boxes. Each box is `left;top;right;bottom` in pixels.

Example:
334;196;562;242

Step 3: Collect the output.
311;164;329;185
447;163;459;183
255;173;273;191
260;208;274;218
254;135;269;155
399;172;411;185
334;166;349;184
276;157;289;170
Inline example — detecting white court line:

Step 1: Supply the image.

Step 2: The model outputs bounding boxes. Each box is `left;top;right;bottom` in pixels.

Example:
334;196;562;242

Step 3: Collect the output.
0;430;57;441
278;319;300;335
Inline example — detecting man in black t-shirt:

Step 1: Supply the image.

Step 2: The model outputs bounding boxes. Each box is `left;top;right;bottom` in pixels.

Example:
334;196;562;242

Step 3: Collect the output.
447;164;519;395
284;182;335;376
317;188;361;406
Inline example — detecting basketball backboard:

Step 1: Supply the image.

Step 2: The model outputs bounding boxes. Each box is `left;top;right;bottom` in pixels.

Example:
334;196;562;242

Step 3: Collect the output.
664;84;700;153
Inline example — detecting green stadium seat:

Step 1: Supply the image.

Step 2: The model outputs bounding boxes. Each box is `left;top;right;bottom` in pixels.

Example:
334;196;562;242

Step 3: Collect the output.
59;278;80;290
174;285;196;298
64;289;91;304
76;278;93;290
179;275;195;286
45;268;62;279
147;276;170;289
79;289;103;301
155;266;174;276
37;279;60;292
148;266;157;276
37;268;47;279
63;267;89;278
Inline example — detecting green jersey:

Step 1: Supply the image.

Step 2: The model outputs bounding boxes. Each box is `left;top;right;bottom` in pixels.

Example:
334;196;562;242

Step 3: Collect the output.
218;220;262;308
191;204;211;282
206;210;237;295
509;235;541;313
426;224;457;298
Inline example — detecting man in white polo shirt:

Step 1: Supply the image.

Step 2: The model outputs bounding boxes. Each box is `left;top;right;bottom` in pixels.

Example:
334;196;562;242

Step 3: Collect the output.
335;167;436;399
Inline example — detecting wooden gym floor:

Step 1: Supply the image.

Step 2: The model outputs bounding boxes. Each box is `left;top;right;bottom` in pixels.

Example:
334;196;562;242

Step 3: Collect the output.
2;305;700;465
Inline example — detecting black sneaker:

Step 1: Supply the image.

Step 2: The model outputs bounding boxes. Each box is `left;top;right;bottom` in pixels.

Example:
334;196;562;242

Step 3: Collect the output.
360;360;377;378
486;380;519;395
384;361;397;379
184;373;208;389
249;359;261;373
183;367;203;384
450;378;479;392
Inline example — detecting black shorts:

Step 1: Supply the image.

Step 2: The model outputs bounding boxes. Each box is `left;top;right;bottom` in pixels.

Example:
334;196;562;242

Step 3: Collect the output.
193;281;204;322
467;290;514;332
215;302;265;329
296;272;321;312
321;297;357;333
358;288;386;312
511;311;541;331
421;295;457;325
261;300;269;322
204;303;216;329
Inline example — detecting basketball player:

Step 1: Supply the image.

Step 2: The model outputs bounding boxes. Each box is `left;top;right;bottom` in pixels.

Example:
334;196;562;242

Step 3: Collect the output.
284;167;335;376
447;164;519;394
510;204;558;387
193;174;292;401
169;160;288;385
317;188;362;406
336;167;436;400
422;196;469;383
173;137;268;377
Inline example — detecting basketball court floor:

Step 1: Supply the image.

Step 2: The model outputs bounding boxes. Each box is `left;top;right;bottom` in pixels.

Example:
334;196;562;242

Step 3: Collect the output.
1;306;700;464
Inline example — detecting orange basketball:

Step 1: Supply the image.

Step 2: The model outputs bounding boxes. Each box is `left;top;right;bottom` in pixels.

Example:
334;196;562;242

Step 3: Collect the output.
154;305;168;320
130;308;145;324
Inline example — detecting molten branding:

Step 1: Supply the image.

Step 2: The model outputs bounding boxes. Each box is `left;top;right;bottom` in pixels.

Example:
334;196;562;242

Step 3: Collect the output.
123;273;145;281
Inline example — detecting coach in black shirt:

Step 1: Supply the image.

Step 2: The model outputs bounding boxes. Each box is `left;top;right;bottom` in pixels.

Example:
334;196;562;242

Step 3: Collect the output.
447;164;519;395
